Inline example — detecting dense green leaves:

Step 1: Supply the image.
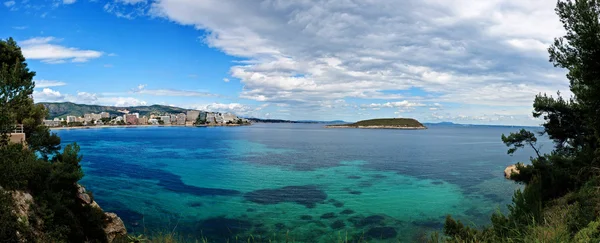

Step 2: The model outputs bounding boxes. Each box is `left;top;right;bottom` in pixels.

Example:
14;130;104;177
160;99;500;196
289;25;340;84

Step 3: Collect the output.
438;1;600;242
0;38;109;242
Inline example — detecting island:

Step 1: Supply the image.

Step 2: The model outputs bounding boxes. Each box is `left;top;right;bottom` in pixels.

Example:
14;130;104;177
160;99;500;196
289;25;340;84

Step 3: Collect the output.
325;118;427;129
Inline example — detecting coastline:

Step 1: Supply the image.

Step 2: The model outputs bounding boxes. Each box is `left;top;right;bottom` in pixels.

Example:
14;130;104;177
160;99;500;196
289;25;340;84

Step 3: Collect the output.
324;125;427;130
49;124;249;130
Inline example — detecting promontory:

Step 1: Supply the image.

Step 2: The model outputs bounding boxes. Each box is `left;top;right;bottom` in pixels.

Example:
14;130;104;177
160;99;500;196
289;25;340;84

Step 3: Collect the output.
325;118;427;129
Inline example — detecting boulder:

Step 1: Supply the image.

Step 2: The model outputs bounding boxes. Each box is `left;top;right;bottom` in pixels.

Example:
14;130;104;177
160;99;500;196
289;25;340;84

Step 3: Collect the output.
77;184;92;204
104;213;127;243
504;164;520;179
77;185;127;242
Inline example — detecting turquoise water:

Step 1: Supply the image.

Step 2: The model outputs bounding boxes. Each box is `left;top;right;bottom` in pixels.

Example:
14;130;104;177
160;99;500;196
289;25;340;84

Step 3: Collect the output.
55;124;545;242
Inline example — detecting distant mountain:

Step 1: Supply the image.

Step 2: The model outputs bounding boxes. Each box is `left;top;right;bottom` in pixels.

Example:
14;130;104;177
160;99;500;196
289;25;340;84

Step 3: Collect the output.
246;118;346;124
39;102;191;118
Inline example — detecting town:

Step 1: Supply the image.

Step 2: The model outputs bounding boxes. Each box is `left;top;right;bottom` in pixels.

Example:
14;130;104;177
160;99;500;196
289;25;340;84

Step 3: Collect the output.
42;110;250;127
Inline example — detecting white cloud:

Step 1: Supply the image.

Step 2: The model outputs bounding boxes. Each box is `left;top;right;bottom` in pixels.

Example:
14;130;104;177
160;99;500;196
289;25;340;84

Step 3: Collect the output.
63;0;76;4
116;0;146;4
33;88;63;101
132;84;217;97
35;79;67;88
20;37;103;63
33;88;147;107
12;26;27;30
3;1;15;7
223;78;230;82
360;101;425;109
108;97;147;106
103;0;572;124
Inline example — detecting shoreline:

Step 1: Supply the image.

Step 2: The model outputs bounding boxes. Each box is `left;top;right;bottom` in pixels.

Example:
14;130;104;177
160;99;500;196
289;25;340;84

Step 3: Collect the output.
324;125;427;130
49;124;250;130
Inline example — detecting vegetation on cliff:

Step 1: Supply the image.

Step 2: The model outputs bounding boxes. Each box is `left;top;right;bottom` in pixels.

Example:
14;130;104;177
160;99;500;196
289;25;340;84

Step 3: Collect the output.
327;118;425;128
436;1;600;242
0;38;113;242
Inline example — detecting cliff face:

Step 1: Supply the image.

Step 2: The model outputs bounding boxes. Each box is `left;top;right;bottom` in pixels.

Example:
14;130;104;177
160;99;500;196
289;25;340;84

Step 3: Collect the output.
3;185;127;243
76;185;127;243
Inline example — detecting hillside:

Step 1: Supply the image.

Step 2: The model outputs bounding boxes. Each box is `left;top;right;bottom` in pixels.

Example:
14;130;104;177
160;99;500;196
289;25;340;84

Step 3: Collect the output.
326;118;426;129
39;102;191;118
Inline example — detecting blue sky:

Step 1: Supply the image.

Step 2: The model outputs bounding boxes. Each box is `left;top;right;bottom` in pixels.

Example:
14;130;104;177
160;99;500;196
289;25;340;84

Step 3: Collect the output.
1;0;571;125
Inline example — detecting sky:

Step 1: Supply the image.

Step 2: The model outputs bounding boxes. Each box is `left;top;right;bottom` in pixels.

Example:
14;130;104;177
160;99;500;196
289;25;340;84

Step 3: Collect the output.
0;0;572;125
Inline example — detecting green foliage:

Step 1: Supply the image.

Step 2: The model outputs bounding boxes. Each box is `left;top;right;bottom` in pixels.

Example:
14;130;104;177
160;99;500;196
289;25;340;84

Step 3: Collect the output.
501;129;542;157
331;118;425;128
436;1;600;242
0;38;110;242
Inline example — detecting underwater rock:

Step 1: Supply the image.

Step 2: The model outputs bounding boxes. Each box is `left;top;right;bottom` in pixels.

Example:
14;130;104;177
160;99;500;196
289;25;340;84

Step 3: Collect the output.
321;212;336;219
340;209;355;215
244;185;327;208
366;227;397;239
300;215;313;220
328;199;344;208
331;220;345;230
198;217;252;238
350;215;386;227
275;222;286;231
349;190;362;195
187;202;203;208
412;220;444;229
347;175;362;179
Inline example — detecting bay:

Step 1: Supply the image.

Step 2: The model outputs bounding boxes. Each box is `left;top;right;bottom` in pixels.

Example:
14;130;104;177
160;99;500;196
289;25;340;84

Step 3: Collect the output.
55;123;546;242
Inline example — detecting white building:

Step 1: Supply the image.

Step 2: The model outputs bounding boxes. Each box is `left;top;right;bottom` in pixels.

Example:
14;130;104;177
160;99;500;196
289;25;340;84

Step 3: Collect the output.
206;113;216;123
176;113;186;125
148;119;159;125
186;110;200;122
222;113;237;123
66;116;76;123
100;112;110;118
159;116;171;124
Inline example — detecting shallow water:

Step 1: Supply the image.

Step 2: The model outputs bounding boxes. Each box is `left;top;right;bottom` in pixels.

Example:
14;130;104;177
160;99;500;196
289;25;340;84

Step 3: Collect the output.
55;124;546;242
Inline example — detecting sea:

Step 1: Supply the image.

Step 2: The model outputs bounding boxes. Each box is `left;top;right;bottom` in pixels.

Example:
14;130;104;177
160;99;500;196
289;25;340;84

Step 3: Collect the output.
54;123;548;242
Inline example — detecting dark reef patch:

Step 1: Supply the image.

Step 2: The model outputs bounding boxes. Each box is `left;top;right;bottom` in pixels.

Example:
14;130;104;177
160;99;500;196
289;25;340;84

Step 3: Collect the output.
187;202;203;208
300;215;313;220
347;175;362;179
350;215;386;227
321;212;336;219
328;199;344;208
274;223;286;231
358;181;373;188
483;193;504;203
84;155;241;197
349;190;362;195
412;220;444;229
111;208;144;227
340;209;355;215
197;217;252;239
246;208;256;212
464;207;485;218
371;174;387;179
431;181;444;185
365;227;397;240
244;185;327;208
331;220;345;230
